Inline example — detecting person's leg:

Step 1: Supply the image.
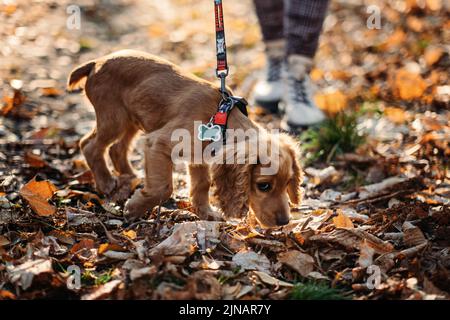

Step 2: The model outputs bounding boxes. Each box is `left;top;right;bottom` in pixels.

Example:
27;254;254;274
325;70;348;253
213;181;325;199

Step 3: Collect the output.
252;0;285;112
283;0;329;128
253;0;284;43
284;0;329;58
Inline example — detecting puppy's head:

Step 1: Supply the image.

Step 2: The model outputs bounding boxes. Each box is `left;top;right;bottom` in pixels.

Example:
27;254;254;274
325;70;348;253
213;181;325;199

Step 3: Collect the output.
212;133;302;228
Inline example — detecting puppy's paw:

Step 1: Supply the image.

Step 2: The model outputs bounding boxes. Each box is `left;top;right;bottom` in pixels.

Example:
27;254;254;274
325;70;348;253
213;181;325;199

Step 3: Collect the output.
124;190;151;222
111;175;141;203
96;176;117;196
195;205;223;221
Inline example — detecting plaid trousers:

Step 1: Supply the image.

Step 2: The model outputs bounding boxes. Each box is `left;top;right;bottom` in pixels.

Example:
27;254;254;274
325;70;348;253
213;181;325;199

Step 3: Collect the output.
253;0;329;57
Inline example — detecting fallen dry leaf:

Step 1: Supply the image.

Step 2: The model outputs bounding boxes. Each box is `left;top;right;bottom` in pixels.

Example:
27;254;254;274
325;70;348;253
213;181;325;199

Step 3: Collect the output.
357;176;409;200
24;152;46;168
426;0;442;11
314;89;348;115
149;221;221;260
0;290;16;300
310;228;394;253
102;251;135;260
19;178;57;216
0;235;10;247
81;279;122;300
253;271;293;288
186;271;222;300
7;259;53;290
98;243;125;255
278;250;315;277
232;249;271;273
384;107;408;124
70;238;95;254
332;210;354;228
41;87;62;97
402;221;427;247
358;239;376;268
393;68;427;100
424;46;444;66
122;230;137;240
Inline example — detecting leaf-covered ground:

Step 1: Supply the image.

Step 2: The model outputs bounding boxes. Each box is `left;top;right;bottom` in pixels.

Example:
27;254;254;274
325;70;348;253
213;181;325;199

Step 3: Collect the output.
0;0;449;300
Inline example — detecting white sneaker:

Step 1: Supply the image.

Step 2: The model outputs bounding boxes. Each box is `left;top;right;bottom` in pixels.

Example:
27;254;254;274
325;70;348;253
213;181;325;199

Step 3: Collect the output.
253;40;285;113
282;55;325;129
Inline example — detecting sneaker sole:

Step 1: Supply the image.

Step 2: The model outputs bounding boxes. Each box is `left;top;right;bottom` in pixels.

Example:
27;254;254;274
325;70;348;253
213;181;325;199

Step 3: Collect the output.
283;120;323;134
254;99;280;114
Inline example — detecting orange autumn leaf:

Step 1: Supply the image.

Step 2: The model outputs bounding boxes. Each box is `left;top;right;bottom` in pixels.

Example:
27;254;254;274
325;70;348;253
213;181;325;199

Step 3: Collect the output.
122;230;137;240
424;46;444;66
98;243;125;255
1;90;25;116
24;152;46;168
1;4;17;15
406;16;424;32
426;0;442;11
393;69;427;100
310;68;324;81
177;200;192;210
314;89;348;115
330;70;351;81
0;289;16;300
41;87;62;97
19;178;57;216
379;29;406;51
384;107;408;124
333;210;354;229
70;238;95;254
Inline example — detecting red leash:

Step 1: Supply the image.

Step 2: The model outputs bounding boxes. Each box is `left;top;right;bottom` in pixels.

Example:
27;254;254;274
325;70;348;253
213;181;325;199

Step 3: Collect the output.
196;0;248;145
214;0;229;95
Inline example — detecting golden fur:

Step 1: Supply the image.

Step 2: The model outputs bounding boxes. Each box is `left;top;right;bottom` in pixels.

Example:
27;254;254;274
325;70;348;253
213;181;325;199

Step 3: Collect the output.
68;50;303;227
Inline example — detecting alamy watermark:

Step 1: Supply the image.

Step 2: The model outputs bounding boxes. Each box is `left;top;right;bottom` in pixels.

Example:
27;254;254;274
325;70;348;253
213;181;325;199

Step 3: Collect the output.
66;264;81;290
366;5;382;30
366;265;382;289
66;5;81;30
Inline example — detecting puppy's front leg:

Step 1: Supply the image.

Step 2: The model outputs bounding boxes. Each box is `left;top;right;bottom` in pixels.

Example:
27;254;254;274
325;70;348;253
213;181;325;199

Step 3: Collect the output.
189;164;220;220
124;136;173;221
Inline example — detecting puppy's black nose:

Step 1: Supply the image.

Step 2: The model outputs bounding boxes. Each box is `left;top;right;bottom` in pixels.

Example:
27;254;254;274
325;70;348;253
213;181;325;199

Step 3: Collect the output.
276;215;290;226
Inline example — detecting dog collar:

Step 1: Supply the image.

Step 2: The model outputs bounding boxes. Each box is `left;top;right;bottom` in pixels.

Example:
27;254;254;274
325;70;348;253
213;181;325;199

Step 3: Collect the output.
198;94;248;144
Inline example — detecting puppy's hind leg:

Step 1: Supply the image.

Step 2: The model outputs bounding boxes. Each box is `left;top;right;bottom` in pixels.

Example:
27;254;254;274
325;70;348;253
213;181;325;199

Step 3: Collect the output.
109;123;140;202
80;117;123;196
109;123;139;177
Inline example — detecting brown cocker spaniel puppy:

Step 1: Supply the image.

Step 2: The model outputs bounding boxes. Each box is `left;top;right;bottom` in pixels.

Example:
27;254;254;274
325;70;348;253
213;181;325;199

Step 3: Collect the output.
68;50;303;227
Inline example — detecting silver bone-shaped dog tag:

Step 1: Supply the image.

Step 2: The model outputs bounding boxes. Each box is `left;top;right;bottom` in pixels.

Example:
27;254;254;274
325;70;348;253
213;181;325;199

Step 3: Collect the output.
198;123;222;142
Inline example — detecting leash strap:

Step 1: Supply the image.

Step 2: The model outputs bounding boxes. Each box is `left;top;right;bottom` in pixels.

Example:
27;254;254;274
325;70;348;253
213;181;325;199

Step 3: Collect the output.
214;0;228;89
197;1;248;145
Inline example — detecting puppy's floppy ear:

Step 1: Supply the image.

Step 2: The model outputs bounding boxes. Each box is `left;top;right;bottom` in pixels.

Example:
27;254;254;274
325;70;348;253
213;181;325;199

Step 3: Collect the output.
281;134;303;205
212;163;251;219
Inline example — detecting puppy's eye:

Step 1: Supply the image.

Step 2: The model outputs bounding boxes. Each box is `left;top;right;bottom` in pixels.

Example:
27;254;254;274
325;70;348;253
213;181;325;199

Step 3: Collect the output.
257;183;272;192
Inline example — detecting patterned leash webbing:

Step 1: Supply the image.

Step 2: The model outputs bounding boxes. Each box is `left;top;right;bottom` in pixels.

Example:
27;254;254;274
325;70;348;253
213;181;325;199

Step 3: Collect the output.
214;0;229;93
196;0;248;146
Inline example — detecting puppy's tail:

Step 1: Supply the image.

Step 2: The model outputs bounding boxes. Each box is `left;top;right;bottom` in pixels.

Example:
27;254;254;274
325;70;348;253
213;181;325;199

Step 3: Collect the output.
67;61;96;92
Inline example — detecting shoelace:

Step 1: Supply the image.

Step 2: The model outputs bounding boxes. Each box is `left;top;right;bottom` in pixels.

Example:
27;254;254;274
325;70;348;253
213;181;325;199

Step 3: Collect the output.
266;58;283;82
289;76;310;105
